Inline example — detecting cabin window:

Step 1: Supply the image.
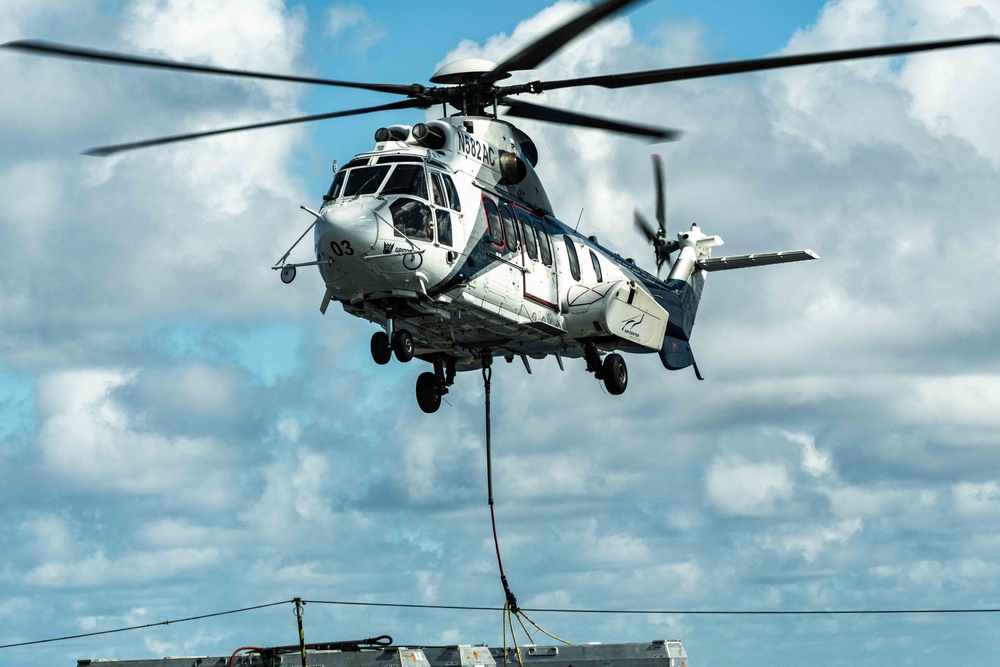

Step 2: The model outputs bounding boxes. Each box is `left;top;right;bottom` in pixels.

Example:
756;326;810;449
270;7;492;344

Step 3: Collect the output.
590;250;604;283
324;169;346;201
442;174;461;212
499;203;518;253
343;165;390;197
436;209;453;246
518;214;538;260
381;164;428;199
483;197;504;249
536;221;553;267
390;199;432;241
564;235;581;281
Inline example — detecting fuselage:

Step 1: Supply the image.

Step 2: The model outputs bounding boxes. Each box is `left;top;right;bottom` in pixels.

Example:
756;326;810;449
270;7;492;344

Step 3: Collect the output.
312;115;702;368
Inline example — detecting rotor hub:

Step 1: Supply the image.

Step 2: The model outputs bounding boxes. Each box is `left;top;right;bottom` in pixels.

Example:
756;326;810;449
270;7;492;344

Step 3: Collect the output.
430;58;510;85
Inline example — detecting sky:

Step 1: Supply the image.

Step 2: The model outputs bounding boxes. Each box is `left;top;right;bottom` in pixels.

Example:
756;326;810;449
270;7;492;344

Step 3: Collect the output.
1;1;999;666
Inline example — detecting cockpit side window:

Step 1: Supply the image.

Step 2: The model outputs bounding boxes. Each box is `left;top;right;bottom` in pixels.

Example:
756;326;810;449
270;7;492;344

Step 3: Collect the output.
429;172;454;248
390;199;432;241
381;164;428;199
325;170;346;201
436;209;453;247
431;172;446;207
441;174;461;212
343;165;390;197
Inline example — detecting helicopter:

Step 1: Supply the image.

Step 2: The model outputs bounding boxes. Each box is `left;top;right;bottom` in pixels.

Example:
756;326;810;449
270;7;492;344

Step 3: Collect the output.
4;1;997;414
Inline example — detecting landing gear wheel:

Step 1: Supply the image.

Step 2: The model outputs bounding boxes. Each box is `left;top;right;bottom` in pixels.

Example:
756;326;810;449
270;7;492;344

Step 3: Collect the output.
280;265;296;284
602;353;628;395
392;330;414;362
370;331;391;365
416;372;442;413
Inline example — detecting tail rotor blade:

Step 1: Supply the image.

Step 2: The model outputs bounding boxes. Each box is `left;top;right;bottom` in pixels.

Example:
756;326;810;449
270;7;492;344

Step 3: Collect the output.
653;154;666;233
634;210;658;243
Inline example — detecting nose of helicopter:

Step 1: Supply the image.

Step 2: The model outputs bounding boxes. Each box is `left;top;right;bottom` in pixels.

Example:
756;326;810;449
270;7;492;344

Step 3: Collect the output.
314;199;384;260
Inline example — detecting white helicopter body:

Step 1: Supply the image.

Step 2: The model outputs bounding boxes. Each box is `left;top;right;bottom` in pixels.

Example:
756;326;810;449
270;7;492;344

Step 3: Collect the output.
288;111;811;411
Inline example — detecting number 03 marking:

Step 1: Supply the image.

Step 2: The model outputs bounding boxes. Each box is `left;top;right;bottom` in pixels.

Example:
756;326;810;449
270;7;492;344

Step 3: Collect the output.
329;240;355;257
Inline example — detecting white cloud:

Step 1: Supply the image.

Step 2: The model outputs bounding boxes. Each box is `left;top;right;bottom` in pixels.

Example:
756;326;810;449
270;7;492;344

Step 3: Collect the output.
238;446;335;536
124;0;306;74
757;518;863;563
36;368;238;506
769;429;833;477
895;375;1000;429
11;512;220;589
900;0;1000;163
22;546;220;588
705;457;793;516
952;480;1000;517
326;4;387;55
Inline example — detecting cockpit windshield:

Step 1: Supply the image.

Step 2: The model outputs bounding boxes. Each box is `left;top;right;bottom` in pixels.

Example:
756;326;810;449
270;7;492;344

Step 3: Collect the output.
324;162;428;202
381;164;427;199
343;165;391;197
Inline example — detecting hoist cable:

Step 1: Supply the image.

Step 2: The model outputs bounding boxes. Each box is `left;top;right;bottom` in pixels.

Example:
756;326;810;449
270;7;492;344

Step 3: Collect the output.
482;359;519;615
479;358;568;653
0;599;294;650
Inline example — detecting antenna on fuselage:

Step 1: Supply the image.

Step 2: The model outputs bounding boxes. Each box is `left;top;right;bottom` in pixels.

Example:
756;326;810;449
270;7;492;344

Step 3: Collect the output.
574;208;585;231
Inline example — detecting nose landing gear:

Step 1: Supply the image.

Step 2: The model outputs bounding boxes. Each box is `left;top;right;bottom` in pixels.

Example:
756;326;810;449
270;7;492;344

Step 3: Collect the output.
392;330;414;362
369;307;415;364
370;332;392;365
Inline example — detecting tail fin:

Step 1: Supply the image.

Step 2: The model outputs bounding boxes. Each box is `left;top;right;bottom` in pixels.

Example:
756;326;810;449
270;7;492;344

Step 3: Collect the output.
652;226;819;377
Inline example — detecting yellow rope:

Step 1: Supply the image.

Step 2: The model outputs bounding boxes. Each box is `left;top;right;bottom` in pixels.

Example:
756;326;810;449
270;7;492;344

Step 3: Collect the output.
515;611;533;643
502;605;509;667
507;604;525;667
517;610;572;645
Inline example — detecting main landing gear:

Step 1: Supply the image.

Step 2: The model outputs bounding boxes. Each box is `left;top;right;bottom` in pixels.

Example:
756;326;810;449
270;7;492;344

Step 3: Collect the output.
415;355;456;414
584;342;628;395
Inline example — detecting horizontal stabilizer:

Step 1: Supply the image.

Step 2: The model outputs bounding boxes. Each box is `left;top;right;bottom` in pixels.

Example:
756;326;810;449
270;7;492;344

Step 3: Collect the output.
660;336;694;370
698;249;819;271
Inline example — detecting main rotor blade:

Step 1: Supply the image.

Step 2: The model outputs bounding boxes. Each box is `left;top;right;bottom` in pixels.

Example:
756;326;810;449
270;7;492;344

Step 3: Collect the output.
2;40;426;97
502;98;681;142
536;35;1000;91
83;98;425;157
481;0;648;83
